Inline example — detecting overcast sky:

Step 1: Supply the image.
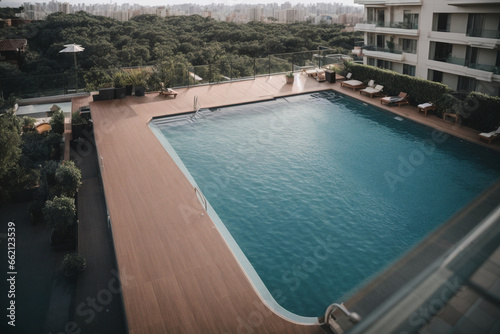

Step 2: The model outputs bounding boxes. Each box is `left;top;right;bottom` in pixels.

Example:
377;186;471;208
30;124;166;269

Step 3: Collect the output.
2;0;358;8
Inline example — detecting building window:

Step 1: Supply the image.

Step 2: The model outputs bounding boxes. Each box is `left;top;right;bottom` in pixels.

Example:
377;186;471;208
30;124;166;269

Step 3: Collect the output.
367;57;375;66
367;8;375;23
377;59;392;70
377;9;385;27
376;35;385;48
467;14;485;37
403;10;419;29
403;64;416;76
436;13;450;32
431;70;443;83
401;39;417;54
457;76;477;92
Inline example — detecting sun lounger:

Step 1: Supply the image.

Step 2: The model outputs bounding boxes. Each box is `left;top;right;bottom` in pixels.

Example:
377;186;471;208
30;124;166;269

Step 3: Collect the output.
479;126;500;144
159;82;177;98
381;92;409;107
340;79;365;91
417;103;436;116
304;68;325;78
360;85;384;98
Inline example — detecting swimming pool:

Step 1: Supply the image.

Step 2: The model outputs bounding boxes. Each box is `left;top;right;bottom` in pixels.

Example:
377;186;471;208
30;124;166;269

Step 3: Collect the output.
151;91;500;317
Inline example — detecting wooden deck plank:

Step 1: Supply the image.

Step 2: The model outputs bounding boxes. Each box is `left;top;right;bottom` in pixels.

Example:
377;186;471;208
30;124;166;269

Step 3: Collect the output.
87;73;499;334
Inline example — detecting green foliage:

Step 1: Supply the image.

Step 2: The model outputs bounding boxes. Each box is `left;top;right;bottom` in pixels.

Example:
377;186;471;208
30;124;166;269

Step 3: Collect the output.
22;116;37;131
455;92;500;132
84;67;113;92
20;132;61;168
61;253;87;276
344;62;450;106
4;165;40;191
43;195;76;231
50;108;65;135
71;111;87;126
42;160;59;186
0;6;24;19
0;109;21;181
55;160;82;197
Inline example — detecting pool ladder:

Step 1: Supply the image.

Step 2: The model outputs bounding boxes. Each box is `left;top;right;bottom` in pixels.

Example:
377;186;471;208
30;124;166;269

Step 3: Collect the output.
321;303;361;334
195;187;207;211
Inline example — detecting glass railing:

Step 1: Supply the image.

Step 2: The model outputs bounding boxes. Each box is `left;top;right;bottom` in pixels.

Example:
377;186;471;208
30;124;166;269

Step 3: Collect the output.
467;28;500;39
446;55;466;66
0;72;83;99
469;63;500;75
364;45;403;55
0;49;348;98
357;20;418;29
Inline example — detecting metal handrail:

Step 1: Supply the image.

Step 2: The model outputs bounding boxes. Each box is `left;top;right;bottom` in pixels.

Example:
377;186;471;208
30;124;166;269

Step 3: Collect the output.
194;187;207;211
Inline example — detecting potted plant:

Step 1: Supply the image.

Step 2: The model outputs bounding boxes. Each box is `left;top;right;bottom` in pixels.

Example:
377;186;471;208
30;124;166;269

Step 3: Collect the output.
113;71;127;99
71;111;87;139
129;69;149;96
286;71;294;84
61;253;87;278
21;116;36;132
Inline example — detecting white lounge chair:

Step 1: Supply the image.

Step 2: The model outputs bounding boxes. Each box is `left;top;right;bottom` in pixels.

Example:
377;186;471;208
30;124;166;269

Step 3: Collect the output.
360;85;384;98
479;126;500;144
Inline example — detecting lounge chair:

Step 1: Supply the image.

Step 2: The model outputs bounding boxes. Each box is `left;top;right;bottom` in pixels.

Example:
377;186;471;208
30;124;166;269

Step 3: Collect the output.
159;82;177;98
381;92;409;107
417;102;436;116
316;71;326;82
303;68;325;78
479;126;500;144
340;74;366;91
360;85;384;98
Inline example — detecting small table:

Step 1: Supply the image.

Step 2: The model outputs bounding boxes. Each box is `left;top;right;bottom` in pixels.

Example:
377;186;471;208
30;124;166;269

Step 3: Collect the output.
443;112;460;124
417;103;436;117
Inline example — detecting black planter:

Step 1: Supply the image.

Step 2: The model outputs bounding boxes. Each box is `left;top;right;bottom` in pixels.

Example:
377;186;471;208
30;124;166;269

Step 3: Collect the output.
125;85;133;96
135;86;146;96
72;123;86;139
325;70;336;83
99;87;115;100
115;87;126;99
92;94;101;101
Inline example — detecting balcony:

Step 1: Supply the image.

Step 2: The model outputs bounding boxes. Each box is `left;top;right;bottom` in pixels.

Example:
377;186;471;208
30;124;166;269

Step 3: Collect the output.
447;0;500;5
364;45;405;61
355;21;419;36
467;28;500;40
429;31;499;49
430;56;499;82
469;63;500;75
354;0;422;5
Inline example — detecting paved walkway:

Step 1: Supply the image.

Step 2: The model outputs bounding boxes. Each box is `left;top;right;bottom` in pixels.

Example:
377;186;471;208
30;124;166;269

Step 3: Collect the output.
72;131;127;334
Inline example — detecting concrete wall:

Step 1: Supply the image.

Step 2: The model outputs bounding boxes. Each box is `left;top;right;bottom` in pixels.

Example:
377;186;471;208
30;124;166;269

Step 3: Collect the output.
449;13;467;34
442;72;458;90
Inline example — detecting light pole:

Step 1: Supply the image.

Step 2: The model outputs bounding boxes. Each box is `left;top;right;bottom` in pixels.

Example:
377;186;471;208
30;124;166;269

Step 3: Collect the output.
59;44;85;93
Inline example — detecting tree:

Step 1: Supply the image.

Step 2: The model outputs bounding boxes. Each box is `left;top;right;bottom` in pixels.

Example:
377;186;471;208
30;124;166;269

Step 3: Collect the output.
55;160;82;197
50;108;65;135
43;195;76;231
0;109;21;182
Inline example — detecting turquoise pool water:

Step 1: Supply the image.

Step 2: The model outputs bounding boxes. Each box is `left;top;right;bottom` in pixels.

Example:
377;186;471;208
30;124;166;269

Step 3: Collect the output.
152;91;500;317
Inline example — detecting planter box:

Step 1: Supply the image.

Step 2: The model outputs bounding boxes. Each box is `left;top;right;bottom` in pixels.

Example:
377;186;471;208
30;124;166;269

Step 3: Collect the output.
115;87;126;99
135;86;146;96
98;87;115;101
72;123;86;139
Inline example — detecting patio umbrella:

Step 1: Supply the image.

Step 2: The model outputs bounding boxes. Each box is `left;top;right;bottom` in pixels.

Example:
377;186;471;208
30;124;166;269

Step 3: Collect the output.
60;44;85;92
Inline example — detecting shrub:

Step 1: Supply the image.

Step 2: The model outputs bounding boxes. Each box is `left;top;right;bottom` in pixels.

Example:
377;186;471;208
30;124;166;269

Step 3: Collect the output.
61;253;87;276
344;62;450;106
462;92;500;132
50;108;65;135
71;111;87;126
22;116;37;132
43;195;76;231
55;161;82;197
42;160;59;186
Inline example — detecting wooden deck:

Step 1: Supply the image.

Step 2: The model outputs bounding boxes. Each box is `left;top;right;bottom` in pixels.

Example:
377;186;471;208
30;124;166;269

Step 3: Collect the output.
84;73;500;334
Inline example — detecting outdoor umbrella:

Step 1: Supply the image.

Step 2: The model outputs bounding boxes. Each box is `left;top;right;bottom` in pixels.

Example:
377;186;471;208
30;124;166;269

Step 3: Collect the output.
59;44;85;92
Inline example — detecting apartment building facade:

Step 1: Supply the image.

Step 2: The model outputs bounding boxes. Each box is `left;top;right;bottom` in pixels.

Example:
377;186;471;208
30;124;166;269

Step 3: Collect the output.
354;0;500;96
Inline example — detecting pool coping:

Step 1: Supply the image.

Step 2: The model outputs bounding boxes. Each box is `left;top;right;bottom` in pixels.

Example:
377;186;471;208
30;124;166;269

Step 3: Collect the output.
83;73;500;333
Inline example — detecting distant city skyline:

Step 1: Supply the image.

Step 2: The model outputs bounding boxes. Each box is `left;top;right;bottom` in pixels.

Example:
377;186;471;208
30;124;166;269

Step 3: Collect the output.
3;0;359;8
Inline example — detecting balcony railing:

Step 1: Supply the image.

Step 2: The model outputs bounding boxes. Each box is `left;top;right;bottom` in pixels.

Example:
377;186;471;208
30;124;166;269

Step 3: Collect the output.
364;45;403;55
359;20;418;30
432;56;500;75
466;28;500;39
469;63;500;75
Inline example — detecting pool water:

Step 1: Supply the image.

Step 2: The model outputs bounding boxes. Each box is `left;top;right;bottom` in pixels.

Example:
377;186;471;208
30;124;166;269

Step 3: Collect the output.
152;91;500;317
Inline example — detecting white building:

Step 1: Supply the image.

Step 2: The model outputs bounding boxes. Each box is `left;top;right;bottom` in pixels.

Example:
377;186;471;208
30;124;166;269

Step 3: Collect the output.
354;0;500;96
248;7;263;22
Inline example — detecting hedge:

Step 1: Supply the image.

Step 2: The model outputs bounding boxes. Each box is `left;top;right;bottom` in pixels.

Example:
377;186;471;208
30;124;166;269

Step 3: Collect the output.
343;62;450;106
343;62;500;132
